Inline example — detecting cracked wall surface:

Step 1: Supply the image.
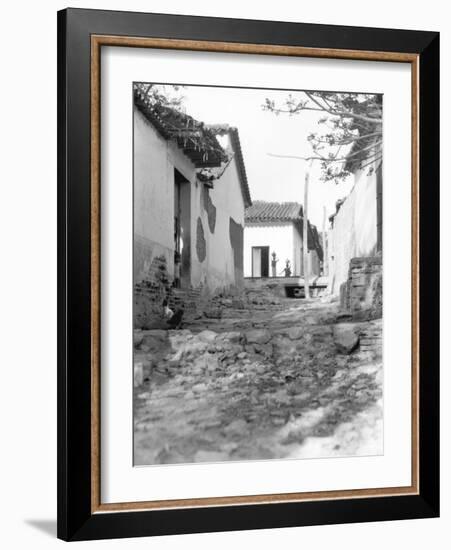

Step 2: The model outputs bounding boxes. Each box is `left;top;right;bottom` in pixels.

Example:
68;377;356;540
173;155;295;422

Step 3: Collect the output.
196;217;206;263
202;185;217;233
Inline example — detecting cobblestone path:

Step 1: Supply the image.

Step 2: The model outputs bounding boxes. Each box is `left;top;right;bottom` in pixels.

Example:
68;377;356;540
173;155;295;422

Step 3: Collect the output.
133;297;383;465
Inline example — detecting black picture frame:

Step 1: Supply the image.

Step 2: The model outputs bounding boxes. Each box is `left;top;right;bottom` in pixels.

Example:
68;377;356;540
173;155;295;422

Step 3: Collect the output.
57;7;439;541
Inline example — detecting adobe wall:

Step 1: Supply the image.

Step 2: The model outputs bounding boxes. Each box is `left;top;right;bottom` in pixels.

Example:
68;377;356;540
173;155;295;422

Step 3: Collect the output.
134;107;175;283
134;107;246;305
190;151;246;291
328;164;381;295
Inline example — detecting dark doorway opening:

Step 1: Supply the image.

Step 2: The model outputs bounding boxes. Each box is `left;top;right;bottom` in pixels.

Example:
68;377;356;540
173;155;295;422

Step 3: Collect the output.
252;246;269;277
174;169;191;287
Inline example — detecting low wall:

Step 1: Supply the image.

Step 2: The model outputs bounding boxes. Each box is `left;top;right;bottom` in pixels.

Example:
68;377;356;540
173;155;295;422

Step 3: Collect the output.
340;256;382;319
134;254;211;329
244;276;329;298
245;276;328;288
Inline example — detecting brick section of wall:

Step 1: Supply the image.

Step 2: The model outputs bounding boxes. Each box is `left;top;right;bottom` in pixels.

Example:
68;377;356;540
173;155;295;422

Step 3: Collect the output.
359;320;383;357
134;233;173;285
134;254;212;329
134;255;172;329
340;255;382;319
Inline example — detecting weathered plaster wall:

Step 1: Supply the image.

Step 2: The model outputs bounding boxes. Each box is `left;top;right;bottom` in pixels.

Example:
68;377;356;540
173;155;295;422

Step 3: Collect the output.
190;153;246;291
134;107;174;283
292;226;321;277
134;108;246;293
134;107;197;285
328;165;380;295
244;223;294;277
310;250;321;276
229;217;244;284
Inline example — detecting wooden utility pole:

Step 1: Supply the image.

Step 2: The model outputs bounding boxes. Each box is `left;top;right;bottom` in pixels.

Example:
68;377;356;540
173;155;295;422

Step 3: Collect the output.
303;166;310;299
322;205;328;276
267;153;314;300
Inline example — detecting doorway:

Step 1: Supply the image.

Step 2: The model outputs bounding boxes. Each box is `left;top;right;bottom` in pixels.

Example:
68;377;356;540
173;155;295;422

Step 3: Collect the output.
174;169;191;287
252;246;269;278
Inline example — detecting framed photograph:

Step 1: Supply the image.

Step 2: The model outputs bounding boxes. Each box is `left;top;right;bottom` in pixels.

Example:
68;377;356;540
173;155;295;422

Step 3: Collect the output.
57;8;439;541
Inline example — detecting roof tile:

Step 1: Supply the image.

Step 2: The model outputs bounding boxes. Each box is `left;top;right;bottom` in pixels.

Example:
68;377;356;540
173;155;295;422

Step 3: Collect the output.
245;201;302;223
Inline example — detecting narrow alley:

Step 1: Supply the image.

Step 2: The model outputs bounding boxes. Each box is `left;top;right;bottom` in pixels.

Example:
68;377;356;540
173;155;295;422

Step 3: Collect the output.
134;290;383;465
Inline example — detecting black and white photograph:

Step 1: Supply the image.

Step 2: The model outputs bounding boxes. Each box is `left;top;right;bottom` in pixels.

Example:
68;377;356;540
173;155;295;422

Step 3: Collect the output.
133;82;383;466
0;0;444;546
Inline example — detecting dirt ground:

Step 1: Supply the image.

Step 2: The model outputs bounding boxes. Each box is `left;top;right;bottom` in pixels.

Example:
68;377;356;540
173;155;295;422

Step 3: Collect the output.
133;294;383;465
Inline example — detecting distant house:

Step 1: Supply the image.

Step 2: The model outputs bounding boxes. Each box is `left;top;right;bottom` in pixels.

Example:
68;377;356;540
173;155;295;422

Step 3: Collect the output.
243;201;323;278
133;86;252;295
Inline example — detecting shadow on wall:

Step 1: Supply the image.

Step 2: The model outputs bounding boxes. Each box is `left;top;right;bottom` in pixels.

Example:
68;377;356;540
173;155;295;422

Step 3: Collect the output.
196;217;206;263
229;217;244;285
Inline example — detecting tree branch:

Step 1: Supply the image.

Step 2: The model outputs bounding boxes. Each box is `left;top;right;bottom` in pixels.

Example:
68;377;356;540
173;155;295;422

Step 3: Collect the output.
310;131;382;146
268;139;382;165
304;91;331;113
272;103;382;124
358;154;383;171
267;152;324;162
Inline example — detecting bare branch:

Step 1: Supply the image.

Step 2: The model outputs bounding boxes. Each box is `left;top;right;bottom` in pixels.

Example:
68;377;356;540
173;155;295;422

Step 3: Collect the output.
267;152;324;162
358;154;383;171
269;140;382;165
311;131;382;146
304;91;331;113
292;106;378;124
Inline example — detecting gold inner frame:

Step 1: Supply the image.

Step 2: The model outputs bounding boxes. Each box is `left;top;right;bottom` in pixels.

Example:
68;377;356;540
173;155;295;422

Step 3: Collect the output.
90;35;420;514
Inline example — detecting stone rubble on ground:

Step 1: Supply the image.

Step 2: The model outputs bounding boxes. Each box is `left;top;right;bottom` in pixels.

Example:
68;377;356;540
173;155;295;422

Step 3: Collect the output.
333;323;361;354
133;291;383;465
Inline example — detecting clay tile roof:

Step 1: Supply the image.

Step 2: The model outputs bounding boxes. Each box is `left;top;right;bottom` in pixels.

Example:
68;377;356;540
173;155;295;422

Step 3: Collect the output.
245;201;303;223
229;128;252;208
134;85;228;169
245;201;323;260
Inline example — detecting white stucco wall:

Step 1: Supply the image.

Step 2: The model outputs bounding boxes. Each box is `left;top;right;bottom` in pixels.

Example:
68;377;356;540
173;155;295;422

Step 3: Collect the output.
134;107;246;291
134;106;197;284
191;154;246;290
244;223;294;277
328;163;380;295
134;107;175;283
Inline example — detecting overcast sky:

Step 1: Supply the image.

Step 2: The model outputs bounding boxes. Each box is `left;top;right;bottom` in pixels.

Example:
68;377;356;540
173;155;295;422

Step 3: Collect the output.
162;84;355;228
